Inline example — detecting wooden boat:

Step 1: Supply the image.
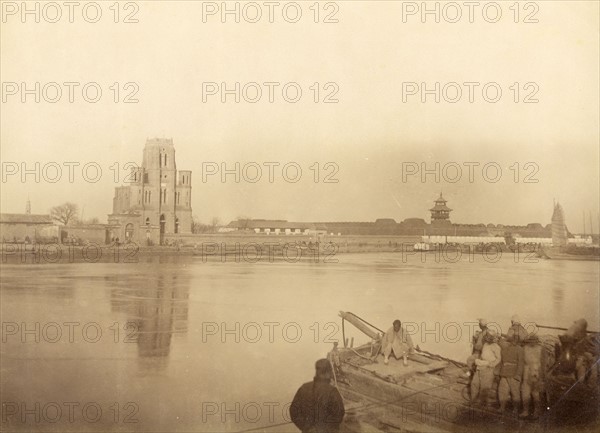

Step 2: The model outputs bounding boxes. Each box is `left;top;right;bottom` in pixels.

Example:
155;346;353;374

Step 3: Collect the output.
331;312;599;433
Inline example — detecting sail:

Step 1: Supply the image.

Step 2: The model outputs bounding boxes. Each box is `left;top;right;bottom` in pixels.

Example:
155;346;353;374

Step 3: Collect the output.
551;202;568;247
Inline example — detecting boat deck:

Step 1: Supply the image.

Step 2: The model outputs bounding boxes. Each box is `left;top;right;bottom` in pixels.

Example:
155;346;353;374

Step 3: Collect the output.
347;352;450;385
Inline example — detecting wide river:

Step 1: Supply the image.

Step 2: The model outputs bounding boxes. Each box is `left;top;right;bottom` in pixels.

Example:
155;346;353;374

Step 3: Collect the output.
1;252;598;432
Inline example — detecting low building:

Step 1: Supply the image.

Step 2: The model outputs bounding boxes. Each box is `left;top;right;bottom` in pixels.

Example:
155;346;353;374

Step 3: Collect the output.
225;219;327;236
222;195;557;240
0;213;58;243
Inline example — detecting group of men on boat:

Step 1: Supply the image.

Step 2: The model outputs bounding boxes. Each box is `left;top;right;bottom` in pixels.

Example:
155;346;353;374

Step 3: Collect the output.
289;314;599;432
466;315;599;419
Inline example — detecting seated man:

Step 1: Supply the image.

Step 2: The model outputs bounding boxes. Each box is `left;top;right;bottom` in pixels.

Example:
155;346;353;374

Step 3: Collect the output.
382;319;414;366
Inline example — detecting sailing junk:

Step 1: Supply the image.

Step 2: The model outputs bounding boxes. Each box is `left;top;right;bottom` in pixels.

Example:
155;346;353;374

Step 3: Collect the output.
552;202;568;247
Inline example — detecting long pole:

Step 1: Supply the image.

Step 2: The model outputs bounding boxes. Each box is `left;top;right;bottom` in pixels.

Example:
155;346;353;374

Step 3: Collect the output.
536;324;599;334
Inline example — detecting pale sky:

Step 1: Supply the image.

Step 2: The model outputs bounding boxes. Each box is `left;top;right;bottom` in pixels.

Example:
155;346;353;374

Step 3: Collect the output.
1;1;599;232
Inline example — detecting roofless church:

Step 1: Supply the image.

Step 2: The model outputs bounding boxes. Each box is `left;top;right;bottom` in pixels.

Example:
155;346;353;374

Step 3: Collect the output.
108;138;193;245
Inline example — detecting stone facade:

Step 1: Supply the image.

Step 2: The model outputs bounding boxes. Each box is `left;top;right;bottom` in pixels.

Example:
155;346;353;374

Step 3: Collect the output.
108;138;192;245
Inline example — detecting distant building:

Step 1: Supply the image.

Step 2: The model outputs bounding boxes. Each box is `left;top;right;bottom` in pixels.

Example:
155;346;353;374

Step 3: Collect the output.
222;193;554;239
0;213;57;242
430;193;452;224
108;138;192;245
224;219;327;236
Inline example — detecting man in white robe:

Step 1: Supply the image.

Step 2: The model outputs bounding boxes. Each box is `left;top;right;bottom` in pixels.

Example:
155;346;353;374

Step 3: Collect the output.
382;320;414;366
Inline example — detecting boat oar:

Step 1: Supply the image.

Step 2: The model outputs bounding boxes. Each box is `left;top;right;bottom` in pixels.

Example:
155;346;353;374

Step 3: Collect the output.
535;324;599;334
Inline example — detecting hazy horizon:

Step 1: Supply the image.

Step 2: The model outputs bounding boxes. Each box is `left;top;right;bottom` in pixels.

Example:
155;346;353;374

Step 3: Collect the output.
2;1;598;231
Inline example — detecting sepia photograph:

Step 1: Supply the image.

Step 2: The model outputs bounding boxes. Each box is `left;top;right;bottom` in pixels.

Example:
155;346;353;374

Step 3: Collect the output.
1;1;599;432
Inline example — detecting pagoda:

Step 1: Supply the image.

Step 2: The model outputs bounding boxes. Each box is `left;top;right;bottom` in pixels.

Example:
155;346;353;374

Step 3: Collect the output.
430;193;452;224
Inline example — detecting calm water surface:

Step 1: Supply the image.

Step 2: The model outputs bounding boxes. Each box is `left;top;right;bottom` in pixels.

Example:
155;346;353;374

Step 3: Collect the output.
1;253;598;432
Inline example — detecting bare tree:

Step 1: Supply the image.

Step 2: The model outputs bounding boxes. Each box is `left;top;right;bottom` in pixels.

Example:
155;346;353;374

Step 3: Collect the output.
236;216;252;230
210;216;221;232
192;216;210;234
191;216;202;234
50;202;79;226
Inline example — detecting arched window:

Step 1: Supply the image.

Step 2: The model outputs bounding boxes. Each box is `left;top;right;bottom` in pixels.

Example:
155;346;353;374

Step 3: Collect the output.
145;217;150;226
125;223;134;239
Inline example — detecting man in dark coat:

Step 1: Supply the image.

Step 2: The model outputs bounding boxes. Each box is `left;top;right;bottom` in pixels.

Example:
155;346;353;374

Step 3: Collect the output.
498;334;524;415
507;315;528;343
290;359;345;433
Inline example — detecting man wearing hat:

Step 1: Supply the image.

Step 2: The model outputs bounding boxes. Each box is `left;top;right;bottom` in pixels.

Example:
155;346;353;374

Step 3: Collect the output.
498;334;524;415
520;333;546;419
290;359;345;433
507;315;528;344
467;318;490;372
471;329;501;407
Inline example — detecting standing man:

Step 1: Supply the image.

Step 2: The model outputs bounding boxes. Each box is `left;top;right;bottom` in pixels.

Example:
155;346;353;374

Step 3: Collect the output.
520;334;547;419
471;329;501;407
382;319;414;366
498;334;524;415
467;318;489;373
507;315;528;343
290;359;345;433
327;342;345;382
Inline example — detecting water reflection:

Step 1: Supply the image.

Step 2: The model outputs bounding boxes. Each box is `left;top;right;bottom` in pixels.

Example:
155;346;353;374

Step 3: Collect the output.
551;261;566;317
433;265;450;301
106;269;190;369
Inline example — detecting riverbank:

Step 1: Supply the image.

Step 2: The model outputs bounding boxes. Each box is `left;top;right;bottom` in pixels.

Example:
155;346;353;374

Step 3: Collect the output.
2;234;596;264
0;241;411;264
0;234;419;264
